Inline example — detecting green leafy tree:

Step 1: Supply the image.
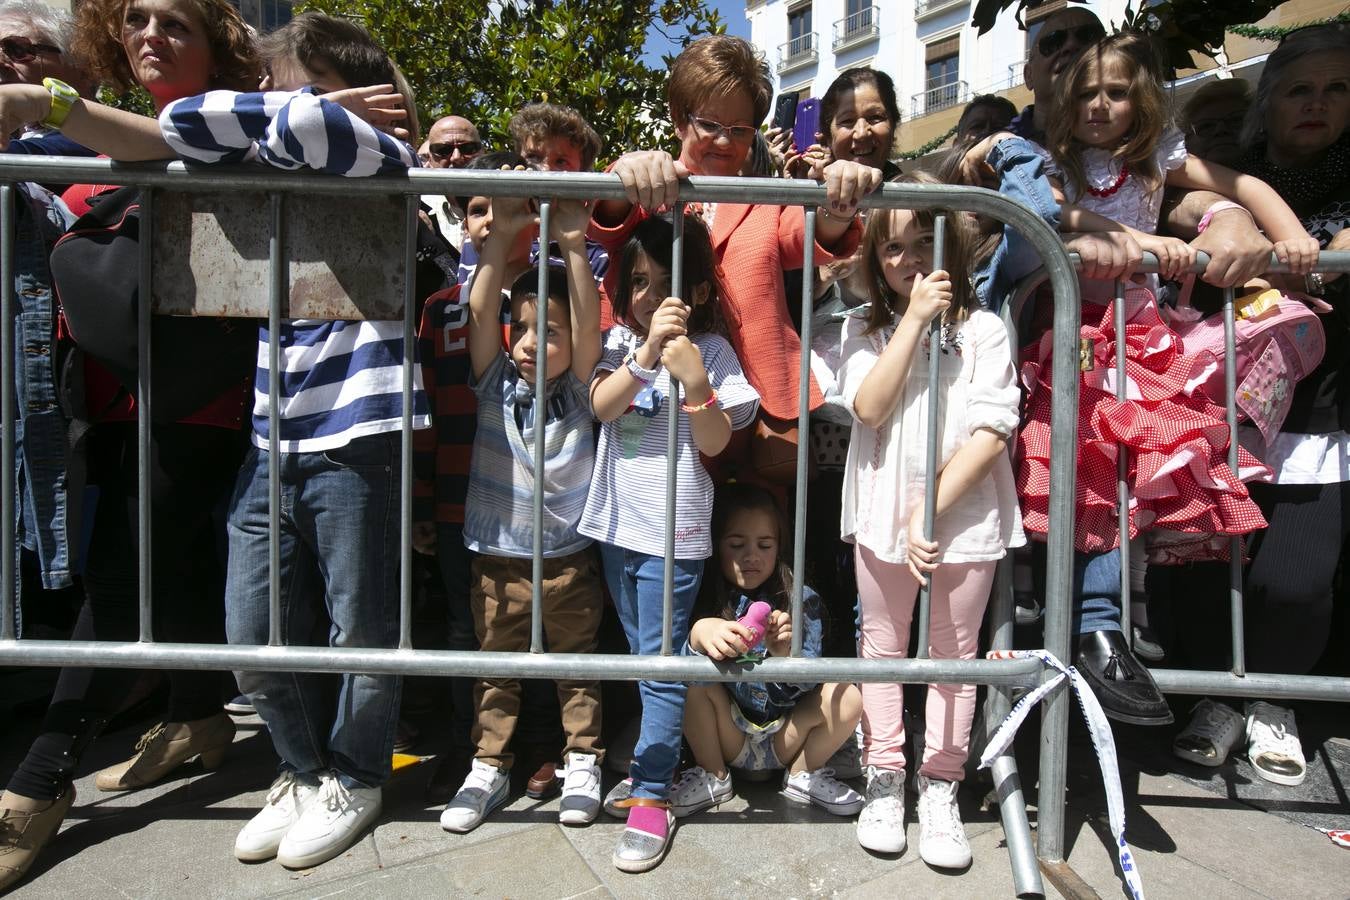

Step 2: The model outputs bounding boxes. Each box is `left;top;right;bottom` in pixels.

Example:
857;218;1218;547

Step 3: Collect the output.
972;0;1286;71
300;0;726;164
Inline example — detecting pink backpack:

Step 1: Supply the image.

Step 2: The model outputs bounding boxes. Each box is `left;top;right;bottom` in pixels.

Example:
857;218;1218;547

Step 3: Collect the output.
1166;288;1325;443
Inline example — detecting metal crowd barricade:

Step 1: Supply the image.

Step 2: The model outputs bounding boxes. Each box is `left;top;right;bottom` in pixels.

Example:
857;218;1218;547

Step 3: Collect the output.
1008;249;1350;870
0;156;1089;897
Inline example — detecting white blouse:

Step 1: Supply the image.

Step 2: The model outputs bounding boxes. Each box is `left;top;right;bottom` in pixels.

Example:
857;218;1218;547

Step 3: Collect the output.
838;308;1026;564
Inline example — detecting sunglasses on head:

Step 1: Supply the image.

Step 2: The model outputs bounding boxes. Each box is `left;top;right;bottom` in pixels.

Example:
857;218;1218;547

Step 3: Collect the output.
429;141;482;159
0;35;62;63
1036;23;1106;58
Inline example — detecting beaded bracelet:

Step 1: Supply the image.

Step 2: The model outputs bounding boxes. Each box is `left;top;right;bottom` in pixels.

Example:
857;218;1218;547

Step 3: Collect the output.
680;389;718;413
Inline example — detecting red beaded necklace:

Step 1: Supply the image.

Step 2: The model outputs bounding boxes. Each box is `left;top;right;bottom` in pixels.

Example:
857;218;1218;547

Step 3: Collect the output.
1086;161;1130;197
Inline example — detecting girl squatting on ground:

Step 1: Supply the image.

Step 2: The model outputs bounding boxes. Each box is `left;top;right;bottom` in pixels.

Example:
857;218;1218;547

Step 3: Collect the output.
675;482;864;818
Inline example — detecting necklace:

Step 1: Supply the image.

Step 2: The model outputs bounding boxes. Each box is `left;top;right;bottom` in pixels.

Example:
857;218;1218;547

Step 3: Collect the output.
1086;160;1130;198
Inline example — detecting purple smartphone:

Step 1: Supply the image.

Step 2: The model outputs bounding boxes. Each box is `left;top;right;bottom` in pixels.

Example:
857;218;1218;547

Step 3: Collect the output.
792;97;821;152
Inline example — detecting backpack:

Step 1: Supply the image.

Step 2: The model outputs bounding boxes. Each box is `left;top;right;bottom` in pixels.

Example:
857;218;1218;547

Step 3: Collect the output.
1166;287;1326;443
49;186;256;423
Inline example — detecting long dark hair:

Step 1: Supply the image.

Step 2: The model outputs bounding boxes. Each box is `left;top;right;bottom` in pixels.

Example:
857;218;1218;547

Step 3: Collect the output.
697;482;796;621
612;212;727;338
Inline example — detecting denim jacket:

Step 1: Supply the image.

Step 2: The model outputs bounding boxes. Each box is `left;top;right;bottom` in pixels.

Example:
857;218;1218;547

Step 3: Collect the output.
11;184;78;615
973;136;1061;314
687;586;825;725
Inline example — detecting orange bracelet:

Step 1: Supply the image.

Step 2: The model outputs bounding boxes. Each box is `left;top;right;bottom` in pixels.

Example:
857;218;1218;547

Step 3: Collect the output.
680;388;718;413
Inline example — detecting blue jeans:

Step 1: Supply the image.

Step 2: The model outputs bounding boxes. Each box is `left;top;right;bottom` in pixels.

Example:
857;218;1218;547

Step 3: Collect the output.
226;432;402;788
1074;548;1122;635
598;544;702;800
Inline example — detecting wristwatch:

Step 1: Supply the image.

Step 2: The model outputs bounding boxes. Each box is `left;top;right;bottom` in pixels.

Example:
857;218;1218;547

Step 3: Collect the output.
40;77;79;130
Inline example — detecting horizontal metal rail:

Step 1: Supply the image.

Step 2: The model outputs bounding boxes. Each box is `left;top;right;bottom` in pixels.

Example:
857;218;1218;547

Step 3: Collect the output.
0;640;1045;684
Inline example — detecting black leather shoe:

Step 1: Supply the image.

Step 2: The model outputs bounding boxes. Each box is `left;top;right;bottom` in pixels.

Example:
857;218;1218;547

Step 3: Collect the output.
1075;630;1173;726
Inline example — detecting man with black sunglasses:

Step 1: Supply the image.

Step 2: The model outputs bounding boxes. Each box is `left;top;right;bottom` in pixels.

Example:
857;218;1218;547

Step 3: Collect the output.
420;114;485;262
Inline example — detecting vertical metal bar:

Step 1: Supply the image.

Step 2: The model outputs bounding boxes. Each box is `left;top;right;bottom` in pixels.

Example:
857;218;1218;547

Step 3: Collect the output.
1115;279;1131;643
915;214;946;659
400;195;418;650
530;200;552;655
267;193;284;647
137;189;154;642
1036;238;1083;865
987;554;1044;895
0;185;14;641
790;207;816;657
1223;285;1245;677
662;206;684;657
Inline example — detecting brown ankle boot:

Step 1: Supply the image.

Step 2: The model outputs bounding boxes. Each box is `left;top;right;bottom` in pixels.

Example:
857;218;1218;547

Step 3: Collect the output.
0;787;75;892
94;713;235;792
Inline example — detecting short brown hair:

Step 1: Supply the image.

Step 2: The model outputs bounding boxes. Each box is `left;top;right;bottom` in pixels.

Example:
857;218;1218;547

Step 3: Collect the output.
1046;32;1169;198
73;0;258;95
508;103;603;170
667;35;771;130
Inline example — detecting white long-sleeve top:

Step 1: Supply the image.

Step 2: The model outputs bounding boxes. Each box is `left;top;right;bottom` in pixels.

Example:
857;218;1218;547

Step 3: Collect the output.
837;307;1026;564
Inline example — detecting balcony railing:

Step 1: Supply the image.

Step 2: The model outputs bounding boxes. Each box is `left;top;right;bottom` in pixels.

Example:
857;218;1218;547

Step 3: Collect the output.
1008;56;1028;89
832;6;880;51
910;78;967;117
915;0;966;20
777;31;818;73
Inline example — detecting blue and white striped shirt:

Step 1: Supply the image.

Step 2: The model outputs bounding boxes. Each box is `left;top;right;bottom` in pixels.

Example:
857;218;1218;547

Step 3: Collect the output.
159;89;428;451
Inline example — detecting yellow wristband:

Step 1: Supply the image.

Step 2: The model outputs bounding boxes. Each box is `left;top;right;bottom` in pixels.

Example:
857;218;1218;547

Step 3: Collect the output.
40;78;78;130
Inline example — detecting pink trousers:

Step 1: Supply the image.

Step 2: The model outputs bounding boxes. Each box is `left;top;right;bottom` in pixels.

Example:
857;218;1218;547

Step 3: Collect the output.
855;544;995;781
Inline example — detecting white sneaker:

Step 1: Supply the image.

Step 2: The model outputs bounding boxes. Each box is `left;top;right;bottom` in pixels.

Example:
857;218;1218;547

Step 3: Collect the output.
1172;699;1244;767
276;773;381;869
558;752;601;826
440;759;510;833
782;767;864;816
1244;701;1306;786
234;771;321;862
825;734;863;780
669;766;733;818
916;774;971;869
856;766;906;854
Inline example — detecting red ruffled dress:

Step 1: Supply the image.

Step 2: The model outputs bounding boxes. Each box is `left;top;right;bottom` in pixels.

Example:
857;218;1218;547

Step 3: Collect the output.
1015;131;1269;560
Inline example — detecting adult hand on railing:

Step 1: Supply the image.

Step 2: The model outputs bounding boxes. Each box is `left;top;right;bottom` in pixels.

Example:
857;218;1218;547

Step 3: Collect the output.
906;505;939;587
764;609;793;658
809;157;881;218
689;616;755;661
1064;232;1144;282
610;149;689;212
1188;206;1273;288
318;84;409;140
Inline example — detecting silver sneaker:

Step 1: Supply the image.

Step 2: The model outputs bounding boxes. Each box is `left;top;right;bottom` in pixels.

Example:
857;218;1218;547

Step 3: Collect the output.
1244;701;1306;786
669;766;733;818
1172;699;1244;767
782;766;864;816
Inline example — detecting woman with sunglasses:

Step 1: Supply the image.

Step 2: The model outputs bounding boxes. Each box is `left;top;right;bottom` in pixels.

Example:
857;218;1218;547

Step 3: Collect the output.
1166;22;1350;790
0;1;260;892
0;0;99;160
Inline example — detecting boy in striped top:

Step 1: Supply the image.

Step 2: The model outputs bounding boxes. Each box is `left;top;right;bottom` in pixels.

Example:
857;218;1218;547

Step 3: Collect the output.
158;13;429;870
439;183;606;835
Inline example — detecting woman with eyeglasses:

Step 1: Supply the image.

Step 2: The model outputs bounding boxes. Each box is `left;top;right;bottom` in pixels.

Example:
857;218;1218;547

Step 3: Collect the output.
0;1;261;892
1166;22;1350;790
587;34;878;872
